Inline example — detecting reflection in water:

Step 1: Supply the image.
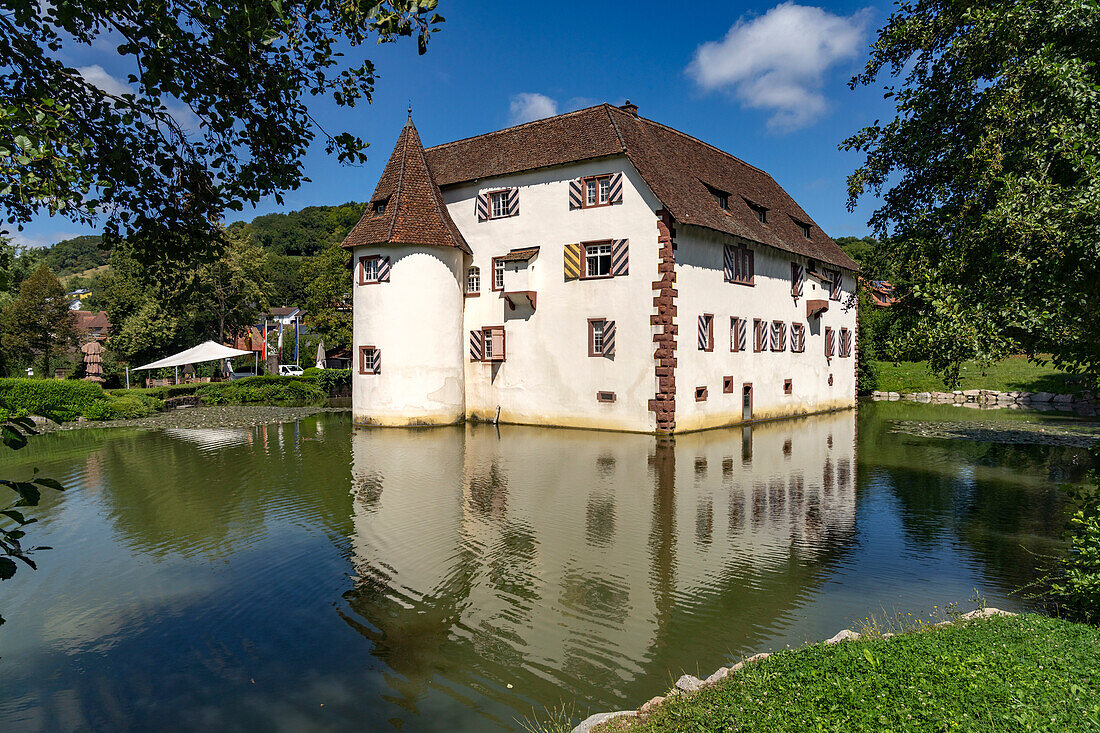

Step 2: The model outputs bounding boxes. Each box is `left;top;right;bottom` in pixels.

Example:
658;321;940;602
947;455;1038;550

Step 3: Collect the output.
341;414;859;728
0;405;1093;732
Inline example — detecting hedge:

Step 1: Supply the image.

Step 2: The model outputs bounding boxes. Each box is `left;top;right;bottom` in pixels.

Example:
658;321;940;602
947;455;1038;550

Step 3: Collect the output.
0;378;107;421
110;384;203;399
302;367;351;395
197;375;327;405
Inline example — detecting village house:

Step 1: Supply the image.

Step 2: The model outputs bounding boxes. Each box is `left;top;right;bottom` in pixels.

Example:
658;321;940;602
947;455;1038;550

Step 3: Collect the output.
342;102;859;433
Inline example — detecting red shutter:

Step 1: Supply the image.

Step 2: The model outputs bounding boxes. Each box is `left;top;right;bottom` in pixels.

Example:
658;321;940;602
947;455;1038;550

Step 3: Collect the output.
611;239;629;276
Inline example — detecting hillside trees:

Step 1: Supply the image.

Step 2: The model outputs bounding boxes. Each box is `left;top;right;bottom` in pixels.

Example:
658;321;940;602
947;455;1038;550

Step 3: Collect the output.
0;263;76;376
302;243;353;352
843;0;1100;387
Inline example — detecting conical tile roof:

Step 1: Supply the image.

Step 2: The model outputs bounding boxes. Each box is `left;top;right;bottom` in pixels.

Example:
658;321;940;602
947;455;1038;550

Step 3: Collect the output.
342;116;469;253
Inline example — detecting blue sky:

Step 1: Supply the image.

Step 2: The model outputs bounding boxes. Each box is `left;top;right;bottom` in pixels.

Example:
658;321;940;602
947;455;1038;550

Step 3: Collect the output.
17;0;893;248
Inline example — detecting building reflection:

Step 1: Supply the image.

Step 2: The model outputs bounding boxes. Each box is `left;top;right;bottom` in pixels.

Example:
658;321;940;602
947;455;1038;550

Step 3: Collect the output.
342;411;859;726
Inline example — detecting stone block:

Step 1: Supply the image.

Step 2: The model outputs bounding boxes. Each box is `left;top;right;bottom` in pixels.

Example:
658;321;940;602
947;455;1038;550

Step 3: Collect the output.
639;696;665;715
1053;394;1074;404
704;667;730;685
825;629;860;644
1032;392;1054;402
572;711;635;733
744;652;771;665
675;674;705;694
959;607;1015;621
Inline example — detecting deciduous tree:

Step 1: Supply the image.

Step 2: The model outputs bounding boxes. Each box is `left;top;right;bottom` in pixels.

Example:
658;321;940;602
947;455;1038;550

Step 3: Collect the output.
843;0;1100;386
1;262;76;376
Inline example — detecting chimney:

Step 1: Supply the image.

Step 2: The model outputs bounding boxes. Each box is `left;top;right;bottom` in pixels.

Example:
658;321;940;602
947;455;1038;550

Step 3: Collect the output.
619;100;638;117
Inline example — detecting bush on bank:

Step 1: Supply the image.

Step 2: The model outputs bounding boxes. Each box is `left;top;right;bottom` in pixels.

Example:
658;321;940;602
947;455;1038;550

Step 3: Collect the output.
302;367;351;395
591;614;1100;733
197;375;327;405
0;378;106;421
1043;445;1100;623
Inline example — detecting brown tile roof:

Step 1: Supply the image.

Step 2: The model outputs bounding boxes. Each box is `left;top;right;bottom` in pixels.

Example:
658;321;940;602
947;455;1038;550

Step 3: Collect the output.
423;104;857;270
342;117;470;253
496;246;540;262
73;310;112;332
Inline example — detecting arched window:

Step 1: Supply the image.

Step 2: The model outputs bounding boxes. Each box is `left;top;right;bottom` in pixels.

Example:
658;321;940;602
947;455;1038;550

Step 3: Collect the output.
466;266;480;294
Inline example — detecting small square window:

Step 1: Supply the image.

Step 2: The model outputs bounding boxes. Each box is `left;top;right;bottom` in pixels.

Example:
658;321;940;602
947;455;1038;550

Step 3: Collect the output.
746;201;767;224
372;199;387;216
596;390;616;403
695;386;708;402
784;379;792;395
723;376;734;394
466;266;480;295
798;222;811;238
359;346;380;375
582;175;612;207
359;255;386;285
707;185;730;210
492;257;505;291
479;326;506;361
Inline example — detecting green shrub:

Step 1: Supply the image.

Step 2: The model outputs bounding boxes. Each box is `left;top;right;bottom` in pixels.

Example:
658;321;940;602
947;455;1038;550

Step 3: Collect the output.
0;378;107;421
1047;447;1100;623
106;395;160;419
83;401;112;421
110;384;201;400
198;375;326;405
308;368;350;394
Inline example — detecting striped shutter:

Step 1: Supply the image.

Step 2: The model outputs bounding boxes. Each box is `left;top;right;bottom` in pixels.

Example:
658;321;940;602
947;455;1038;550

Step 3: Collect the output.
611;239;629;276
569;179;583;209
378;256;391;282
603;320;616;356
609;172;623;204
723;244;734;282
791;262;804;297
832;271;842;299
825;327;834;357
507;188;520;216
737;318;747;351
564;243;582;280
469;330;483;361
476;193;490;221
746;249;755;283
698;315;708;350
371;348;382;374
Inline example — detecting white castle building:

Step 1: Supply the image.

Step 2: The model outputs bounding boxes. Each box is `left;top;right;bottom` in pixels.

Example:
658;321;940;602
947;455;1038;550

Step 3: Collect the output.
343;102;859;433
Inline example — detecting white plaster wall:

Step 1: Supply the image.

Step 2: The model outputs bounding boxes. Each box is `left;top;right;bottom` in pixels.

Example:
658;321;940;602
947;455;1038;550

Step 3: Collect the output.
442;156;664;432
351;245;466;426
674;225;857;432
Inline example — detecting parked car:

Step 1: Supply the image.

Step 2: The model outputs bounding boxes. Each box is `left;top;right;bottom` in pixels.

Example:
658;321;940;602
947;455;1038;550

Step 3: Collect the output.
278;364;304;376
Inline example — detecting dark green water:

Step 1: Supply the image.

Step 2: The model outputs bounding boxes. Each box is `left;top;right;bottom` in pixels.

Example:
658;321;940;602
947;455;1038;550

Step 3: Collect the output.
0;403;1093;731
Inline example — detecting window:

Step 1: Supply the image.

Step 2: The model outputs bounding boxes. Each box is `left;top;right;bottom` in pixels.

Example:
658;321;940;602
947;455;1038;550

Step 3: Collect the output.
770;321;786;352
753;318;766;352
724;244;754;285
470;327;505;362
746;200;767;223
359;255;388;285
492;257;505;291
588;318;616;357
784;379;793;395
723;376;735;394
372;199;388;216
695;386;708;402
791;323;806;353
466;266;481;295
698;314;714;352
582;174;612;207
825;327;835;358
596;390;616;403
730;316;746;352
707;185;730;210
791;262;803;298
359;346;380;375
490;190;509;218
839;328;852;358
798;221;811;238
828;270;842;301
584;242;613;278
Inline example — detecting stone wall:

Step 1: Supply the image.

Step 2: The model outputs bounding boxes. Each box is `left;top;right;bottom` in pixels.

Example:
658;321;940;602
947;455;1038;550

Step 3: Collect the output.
871;389;1097;416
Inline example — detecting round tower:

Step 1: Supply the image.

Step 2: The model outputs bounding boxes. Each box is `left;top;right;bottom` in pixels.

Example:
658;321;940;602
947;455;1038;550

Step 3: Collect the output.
343;116;469;426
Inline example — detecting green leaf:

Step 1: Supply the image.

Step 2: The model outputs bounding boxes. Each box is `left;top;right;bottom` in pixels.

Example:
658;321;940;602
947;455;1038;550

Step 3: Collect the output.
0;558;15;580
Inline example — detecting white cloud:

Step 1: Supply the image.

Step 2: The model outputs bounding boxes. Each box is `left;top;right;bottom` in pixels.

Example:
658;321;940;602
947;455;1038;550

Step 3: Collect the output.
687;3;871;131
8;230;87;249
509;93;558;124
77;64;132;98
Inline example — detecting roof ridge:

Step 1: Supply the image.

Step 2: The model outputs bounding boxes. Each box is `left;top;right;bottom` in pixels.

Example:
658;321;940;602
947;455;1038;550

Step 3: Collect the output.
425;104;611;151
603;103;627;152
607;105;768;176
386;123;410;242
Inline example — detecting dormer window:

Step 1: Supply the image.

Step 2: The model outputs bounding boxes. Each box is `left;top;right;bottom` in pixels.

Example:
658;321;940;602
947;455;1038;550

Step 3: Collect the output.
706;185;730;211
372;199;388;216
746;200;767;224
797;221;811;238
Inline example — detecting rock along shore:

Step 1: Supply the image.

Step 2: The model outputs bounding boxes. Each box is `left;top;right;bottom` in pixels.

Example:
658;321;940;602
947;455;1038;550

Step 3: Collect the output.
571;608;1016;733
870;389;1097;416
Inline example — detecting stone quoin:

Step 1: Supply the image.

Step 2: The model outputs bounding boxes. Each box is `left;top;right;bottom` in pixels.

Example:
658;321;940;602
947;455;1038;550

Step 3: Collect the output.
343;102;859;432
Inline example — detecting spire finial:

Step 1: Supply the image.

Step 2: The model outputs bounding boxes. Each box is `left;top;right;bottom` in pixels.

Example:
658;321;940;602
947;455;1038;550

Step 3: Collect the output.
407;101;413;122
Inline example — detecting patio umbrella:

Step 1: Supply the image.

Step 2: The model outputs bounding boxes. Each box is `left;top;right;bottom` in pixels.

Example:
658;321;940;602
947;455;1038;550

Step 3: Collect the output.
315;340;326;369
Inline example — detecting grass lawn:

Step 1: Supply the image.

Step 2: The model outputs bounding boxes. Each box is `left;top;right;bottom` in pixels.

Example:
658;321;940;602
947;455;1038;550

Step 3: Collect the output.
594;614;1100;732
874;356;1088;394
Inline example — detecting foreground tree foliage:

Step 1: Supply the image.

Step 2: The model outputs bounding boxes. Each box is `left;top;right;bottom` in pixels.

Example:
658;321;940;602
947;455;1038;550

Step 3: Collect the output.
0;263;76;377
0;0;443;263
843;0;1100;387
